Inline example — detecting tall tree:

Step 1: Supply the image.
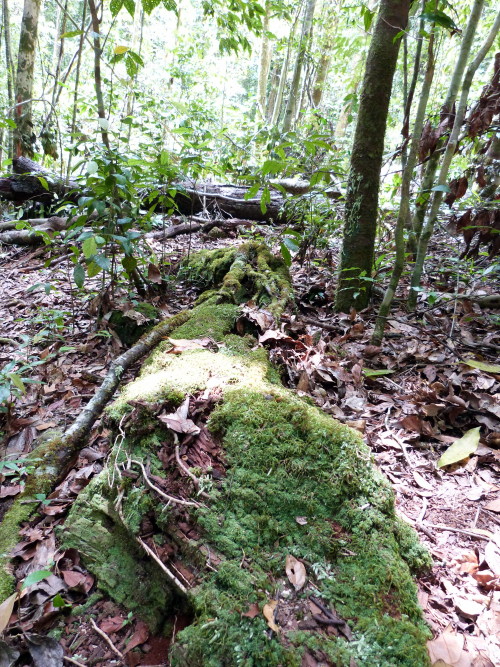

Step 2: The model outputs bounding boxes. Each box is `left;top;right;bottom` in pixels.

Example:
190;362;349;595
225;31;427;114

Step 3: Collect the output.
408;5;500;309
2;0;15;161
14;0;42;157
334;0;410;312
282;0;317;132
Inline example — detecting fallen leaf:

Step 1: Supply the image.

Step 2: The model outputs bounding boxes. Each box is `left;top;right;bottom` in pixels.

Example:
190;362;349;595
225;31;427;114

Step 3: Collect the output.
123;621;149;653
100;616;125;633
427;624;465;666
147;263;162;284
295;516;308;525
484;541;500;576
413;471;434;491
167;338;213;353
0;592;17;634
455;597;483;619
263;600;279;633
285;555;307;591
437;427;481;469
484;498;500;513
462;359;500;374
242;603;260;619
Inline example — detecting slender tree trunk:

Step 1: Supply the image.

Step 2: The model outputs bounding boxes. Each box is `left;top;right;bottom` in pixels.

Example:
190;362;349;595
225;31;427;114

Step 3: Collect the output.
2;0;15;161
265;62;280;120
312;0;340;108
125;3;144;145
257;0;272;118
401;1;425;171
334;0;410;312
408;6;500;310
334;55;363;137
282;0;317;132
14;0;42;157
372;29;436;344
88;0;110;150
66;0;87;181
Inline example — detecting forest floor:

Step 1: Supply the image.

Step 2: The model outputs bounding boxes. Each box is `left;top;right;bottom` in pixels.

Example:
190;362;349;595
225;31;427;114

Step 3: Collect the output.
0;219;499;666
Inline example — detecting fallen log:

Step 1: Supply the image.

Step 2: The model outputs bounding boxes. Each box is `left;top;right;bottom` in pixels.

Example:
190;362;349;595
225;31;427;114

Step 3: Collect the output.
0;215;252;246
0;158;287;222
0;243;432;662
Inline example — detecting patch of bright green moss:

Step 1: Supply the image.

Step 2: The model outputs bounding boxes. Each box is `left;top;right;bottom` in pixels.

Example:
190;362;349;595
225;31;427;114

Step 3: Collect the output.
59;475;174;632
62;243;430;665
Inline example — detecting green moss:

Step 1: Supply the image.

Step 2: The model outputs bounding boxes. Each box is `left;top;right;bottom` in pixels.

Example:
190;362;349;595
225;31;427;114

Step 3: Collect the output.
61;243;429;665
71;592;103;616
59;475;174;632
109;302;159;346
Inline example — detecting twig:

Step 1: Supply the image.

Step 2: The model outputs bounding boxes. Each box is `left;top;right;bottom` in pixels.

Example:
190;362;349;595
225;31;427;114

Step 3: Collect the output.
175;444;210;499
64;657;87;667
423;522;491;540
137;537;188;594
129;458;200;507
89;617;124;660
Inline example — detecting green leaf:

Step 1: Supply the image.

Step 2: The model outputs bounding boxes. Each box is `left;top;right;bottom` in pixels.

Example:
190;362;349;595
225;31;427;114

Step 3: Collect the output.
114;45;130;55
7;373;25;394
122;256;138;274
124;0;136;17
60;30;83;38
37;176;49;191
110;0;124;16
86;160;98;175
82;236;97;259
431;184;450;193
73;264;85;288
261;159;282;176
461;359;500;374
86;261;102;278
362;368;395;377
280;242;291;267
437;427;480;469
93;254;111;271
22;569;52;590
53;594;69;608
283;237;299;253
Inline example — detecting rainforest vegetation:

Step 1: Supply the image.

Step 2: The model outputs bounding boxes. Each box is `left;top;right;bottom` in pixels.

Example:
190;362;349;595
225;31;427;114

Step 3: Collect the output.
0;0;499;665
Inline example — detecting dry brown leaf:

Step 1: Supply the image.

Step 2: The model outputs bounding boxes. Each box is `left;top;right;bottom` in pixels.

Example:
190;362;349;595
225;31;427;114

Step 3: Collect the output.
0;592;17;634
427;624;466;666
413;471;434;491
484;541;500;576
263;600;279;633
147;263;162;284
484;498;500;513
241;603;260;619
100;616;125;633
471;569;499;590
123;620;149;653
285;555;307;591
455;597;483;619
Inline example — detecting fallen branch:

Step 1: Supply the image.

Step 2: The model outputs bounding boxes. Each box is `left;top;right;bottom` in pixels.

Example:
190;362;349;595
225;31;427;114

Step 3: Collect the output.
0;309;191;600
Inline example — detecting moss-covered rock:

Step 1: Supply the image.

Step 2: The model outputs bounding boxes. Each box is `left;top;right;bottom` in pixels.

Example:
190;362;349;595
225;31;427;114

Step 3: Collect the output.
61;243;431;666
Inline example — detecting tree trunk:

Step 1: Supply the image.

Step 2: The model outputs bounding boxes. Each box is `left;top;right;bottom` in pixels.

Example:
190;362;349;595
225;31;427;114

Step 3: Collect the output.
282;0;317;132
334;0;410;312
14;0;42;158
372;28;436;344
257;0;272;118
408;6;500;310
2;0;15;162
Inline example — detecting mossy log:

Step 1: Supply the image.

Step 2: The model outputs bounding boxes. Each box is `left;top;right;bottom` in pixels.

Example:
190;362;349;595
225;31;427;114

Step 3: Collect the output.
59;243;431;665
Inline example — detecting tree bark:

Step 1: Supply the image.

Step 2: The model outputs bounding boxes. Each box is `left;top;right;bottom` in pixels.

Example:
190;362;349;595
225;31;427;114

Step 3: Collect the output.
408;0;495;311
372;28;436;344
257;0;272;118
282;0;317;132
2;0;15;162
334;0;410;312
14;0;42;158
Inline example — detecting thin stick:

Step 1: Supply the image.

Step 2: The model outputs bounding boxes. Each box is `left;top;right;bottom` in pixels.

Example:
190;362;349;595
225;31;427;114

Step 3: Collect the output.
129;459;200;508
89;617;124;660
63;657;86;667
137;537;188;594
423;522;491;541
175;445;210;499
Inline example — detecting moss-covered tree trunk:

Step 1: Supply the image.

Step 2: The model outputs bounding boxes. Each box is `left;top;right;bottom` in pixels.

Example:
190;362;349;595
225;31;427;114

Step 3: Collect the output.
54;243;431;665
14;0;42;158
335;0;410;312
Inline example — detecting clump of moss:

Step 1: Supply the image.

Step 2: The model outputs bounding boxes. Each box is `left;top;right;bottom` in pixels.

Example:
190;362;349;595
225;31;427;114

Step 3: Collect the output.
62;243;430;665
